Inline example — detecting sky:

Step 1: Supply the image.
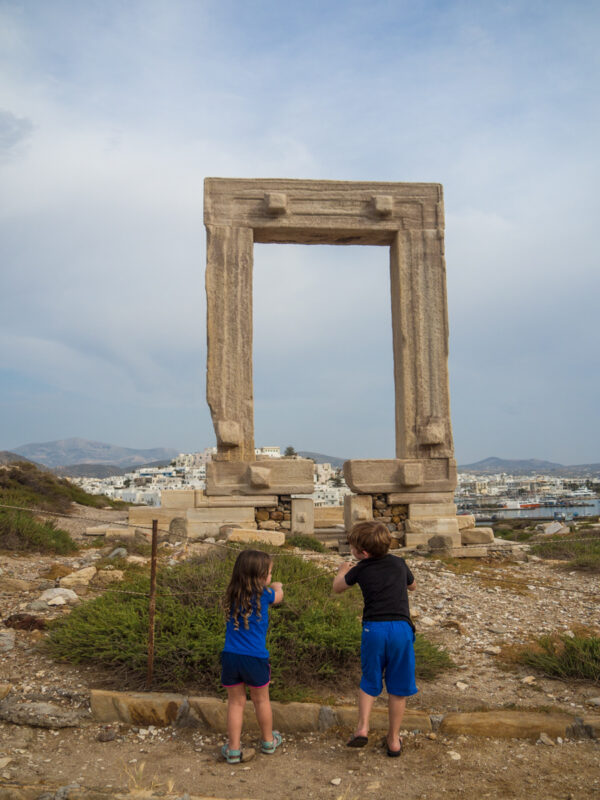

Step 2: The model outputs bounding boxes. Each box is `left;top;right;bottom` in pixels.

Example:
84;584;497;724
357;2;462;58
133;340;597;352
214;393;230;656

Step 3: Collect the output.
1;0;599;465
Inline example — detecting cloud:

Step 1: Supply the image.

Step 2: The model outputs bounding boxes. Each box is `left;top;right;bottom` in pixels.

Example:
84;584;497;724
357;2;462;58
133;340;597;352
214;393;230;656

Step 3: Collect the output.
0;0;599;463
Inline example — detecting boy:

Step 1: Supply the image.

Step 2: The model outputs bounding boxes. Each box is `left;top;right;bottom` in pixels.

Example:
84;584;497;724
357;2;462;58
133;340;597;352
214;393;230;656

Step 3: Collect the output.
333;520;417;757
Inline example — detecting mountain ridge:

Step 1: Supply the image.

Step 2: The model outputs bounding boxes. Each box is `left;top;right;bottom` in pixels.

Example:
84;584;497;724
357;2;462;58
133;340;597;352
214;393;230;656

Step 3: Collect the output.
12;438;178;469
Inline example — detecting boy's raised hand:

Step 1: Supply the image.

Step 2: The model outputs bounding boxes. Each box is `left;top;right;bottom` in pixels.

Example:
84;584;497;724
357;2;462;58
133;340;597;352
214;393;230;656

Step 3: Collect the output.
332;561;353;593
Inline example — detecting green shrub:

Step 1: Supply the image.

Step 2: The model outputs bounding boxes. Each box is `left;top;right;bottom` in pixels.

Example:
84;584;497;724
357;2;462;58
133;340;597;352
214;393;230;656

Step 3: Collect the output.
285;534;328;553
530;530;600;572
47;547;452;699
0;510;77;554
0;461;122;513
516;632;600;683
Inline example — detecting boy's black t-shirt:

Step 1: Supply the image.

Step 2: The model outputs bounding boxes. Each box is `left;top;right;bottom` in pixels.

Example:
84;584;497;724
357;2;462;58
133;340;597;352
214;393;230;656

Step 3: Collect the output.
344;554;414;625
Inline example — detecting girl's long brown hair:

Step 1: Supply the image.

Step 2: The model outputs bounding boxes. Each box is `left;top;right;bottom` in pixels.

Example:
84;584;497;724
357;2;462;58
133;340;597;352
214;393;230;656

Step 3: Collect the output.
225;550;272;631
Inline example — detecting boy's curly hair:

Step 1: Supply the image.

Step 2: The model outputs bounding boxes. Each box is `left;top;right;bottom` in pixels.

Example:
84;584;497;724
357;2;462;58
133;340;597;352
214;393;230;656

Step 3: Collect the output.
348;520;391;558
224;549;272;630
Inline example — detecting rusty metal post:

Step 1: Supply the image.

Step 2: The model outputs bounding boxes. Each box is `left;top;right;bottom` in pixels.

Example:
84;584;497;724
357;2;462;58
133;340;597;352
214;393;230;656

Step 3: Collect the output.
145;519;158;691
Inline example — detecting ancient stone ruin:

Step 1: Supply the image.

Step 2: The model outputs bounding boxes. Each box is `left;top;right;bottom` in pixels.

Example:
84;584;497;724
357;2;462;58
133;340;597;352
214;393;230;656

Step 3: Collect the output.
124;177;494;553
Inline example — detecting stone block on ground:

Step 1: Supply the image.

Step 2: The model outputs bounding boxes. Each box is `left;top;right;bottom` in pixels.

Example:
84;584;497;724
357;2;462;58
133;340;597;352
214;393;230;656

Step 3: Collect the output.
0;700;87;728
90;689;184;726
334;706;431;732
272;701;320;732
461;527;495;545
439;710;573;739
448;546;493;558
83;526;108;537
427;535;456;554
457;514;476;530
226;528;285;546
59;566;97;589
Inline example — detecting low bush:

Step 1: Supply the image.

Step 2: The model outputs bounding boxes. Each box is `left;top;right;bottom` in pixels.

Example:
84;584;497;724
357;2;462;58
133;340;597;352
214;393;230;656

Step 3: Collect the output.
47;547;452;700
0;461;122;514
0;510;77;554
530;530;600;572
285;534;328;553
515;632;600;683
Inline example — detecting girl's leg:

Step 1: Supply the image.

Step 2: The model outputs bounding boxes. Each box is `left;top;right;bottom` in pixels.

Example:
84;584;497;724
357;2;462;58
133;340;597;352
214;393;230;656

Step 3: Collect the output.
226;684;247;751
249;684;273;743
387;694;406;753
355;688;377;738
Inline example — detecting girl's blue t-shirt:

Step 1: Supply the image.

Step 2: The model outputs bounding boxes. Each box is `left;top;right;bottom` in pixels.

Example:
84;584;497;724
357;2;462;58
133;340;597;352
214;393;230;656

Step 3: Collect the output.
223;586;275;659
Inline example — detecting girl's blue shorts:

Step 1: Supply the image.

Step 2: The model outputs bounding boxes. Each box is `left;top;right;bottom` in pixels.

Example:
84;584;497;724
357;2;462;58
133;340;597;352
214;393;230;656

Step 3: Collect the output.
360;620;418;698
220;651;271;688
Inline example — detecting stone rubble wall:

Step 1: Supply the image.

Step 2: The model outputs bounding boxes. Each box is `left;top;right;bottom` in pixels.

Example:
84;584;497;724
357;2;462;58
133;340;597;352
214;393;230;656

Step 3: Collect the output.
254;496;292;532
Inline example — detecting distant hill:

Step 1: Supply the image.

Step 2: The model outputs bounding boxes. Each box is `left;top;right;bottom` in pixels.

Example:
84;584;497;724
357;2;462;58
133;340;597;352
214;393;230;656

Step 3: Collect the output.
12;438;178;469
298;451;347;469
459;457;600;477
0;450;38;466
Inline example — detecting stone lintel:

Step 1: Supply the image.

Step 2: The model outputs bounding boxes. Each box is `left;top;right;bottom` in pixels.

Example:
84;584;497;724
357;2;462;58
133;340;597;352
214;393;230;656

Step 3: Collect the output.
404;532;461;548
206;458;314;496
204;178;443;244
343;458;456;494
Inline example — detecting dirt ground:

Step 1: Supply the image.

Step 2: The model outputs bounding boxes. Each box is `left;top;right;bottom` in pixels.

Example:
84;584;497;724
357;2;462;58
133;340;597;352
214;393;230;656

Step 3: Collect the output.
1;506;599;799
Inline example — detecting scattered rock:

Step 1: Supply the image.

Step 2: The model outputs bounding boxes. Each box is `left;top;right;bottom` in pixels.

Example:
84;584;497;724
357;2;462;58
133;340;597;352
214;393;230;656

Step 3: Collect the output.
419;616;436;627
93;569;125;585
537;732;555;746
484;645;501;655
521;676;537;685
330;778;342;786
0;629;16;652
456;682;469;691
0;700;87;728
448;751;461;760
587;697;600;707
39;587;79;605
97;727;117;742
3;613;47;631
107;547;128;559
59;565;97;589
0;577;36;592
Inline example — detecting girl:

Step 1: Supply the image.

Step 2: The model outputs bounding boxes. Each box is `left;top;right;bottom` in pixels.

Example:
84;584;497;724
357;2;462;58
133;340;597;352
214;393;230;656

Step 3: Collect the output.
220;549;284;764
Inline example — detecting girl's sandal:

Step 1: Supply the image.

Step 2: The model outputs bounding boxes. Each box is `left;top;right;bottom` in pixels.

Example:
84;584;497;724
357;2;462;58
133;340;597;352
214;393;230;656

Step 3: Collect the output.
261;731;282;754
221;744;256;764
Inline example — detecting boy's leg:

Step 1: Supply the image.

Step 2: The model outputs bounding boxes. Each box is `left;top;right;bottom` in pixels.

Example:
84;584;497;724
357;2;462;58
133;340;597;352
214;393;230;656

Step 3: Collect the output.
226;684;247;751
387;694;406;753
355;688;377;738
249;683;273;743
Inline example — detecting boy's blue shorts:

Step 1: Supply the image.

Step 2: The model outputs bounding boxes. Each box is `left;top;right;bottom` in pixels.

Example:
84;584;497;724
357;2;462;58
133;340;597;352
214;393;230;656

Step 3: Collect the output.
360;620;418;698
220;651;271;688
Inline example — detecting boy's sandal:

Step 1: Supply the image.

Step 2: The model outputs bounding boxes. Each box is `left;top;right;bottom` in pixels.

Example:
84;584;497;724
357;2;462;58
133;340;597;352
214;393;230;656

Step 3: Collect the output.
221;744;256;764
346;734;369;748
386;738;403;758
261;731;282;754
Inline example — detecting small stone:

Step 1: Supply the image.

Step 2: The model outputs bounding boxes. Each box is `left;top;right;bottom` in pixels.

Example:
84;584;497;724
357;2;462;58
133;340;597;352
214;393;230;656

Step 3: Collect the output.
330;778;342;786
108;547;127;559
521;676;536;685
448;751;461;760
420;616;436;627
537;732;554;746
587;697;600;707
484;645;501;655
97;727;117;742
456;682;468;691
426;733;437;740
